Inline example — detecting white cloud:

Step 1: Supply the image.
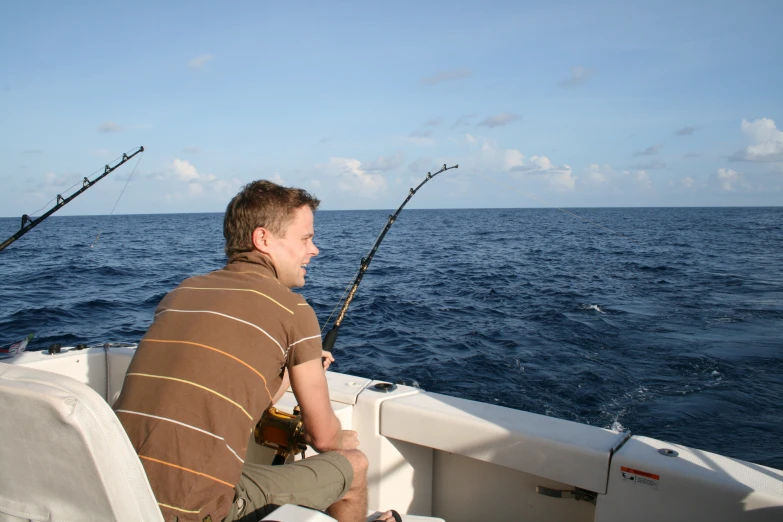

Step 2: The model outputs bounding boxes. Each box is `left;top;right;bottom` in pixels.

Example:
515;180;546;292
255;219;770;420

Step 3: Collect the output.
97;121;152;133
714;168;751;192
157;159;240;200
611;169;653;192
630;159;666;170
478;112;521;128
554;171;576;191
44;171;76;188
89;148;112;158
422;68;472;86
633;143;662;156
511;155;575;191
473;139;519;171
98;121;123;133
189;54;214;70
732;118;783;162
473;140;570;190
408;157;433;175
584;164;653;192
681;176;696;188
170;159;216;182
634;170;652;188
451;114;478;129
585;164;611;184
26;171;81;198
316;158;387;198
503;149;525;170
558;65;594;88
403;133;436;146
464;133;478;144
363;152;404;172
408;129;432;138
675;126;698;136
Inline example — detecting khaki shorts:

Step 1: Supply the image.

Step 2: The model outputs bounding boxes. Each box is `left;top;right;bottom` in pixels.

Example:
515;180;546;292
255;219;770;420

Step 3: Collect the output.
222;452;353;522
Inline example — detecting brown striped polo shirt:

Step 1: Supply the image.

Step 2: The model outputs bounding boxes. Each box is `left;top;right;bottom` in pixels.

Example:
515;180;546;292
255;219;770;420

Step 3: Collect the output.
113;251;322;522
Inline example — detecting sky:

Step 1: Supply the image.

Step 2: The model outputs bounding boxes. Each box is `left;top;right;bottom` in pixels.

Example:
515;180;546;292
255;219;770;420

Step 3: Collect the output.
1;1;782;216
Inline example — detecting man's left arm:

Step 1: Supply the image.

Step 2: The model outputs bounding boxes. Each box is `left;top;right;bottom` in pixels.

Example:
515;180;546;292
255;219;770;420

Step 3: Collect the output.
271;351;333;405
289;357;343;451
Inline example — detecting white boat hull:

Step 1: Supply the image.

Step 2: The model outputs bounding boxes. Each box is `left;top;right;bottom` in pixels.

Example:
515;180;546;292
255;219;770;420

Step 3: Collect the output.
2;345;782;521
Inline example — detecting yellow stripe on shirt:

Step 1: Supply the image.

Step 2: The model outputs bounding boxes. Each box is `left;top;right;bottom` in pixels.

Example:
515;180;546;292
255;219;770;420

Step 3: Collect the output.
172;286;293;314
140;455;234;488
153;309;285;355
157;502;201;515
143;338;273;403
127;373;253;420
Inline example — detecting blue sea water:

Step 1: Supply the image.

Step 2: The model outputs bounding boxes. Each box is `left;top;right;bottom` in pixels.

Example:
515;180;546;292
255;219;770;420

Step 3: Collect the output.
1;207;782;469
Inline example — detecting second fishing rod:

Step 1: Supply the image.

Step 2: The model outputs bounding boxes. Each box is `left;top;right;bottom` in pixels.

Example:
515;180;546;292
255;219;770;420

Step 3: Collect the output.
321;163;459;352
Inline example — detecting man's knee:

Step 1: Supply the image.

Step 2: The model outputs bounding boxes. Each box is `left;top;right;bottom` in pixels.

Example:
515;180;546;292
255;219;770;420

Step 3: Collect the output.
333;449;368;486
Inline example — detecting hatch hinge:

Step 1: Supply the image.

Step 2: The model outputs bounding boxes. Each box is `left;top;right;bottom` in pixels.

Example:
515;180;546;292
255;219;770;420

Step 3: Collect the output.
536;486;597;505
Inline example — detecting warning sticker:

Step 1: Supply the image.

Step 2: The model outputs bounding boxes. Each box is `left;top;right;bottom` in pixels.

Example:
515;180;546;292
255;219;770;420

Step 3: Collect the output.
620;466;659;490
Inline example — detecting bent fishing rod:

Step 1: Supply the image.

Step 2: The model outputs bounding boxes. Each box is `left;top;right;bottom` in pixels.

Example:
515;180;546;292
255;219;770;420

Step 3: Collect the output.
321;163;458;352
0;146;144;253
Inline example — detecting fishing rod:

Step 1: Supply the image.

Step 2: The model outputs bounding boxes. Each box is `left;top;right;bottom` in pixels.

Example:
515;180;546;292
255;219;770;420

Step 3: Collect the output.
322;163;458;352
0;146;144;253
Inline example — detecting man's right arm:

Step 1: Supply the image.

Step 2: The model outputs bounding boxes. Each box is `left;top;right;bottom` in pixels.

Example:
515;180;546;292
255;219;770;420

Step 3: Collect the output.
289;357;357;452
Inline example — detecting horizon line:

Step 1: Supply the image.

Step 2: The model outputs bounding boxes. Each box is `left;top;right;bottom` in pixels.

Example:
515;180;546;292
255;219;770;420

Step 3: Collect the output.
1;204;782;220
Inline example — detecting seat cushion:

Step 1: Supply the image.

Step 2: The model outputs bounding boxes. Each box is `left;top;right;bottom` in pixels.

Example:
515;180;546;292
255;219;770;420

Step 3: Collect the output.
0;363;163;522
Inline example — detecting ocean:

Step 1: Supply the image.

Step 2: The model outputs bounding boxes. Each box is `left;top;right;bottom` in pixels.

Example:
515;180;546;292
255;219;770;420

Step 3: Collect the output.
1;207;781;469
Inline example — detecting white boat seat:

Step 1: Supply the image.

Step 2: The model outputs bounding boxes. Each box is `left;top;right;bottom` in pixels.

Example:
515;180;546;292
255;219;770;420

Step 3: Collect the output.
258;506;445;522
367;511;445;522
0;362;164;522
257;504;335;521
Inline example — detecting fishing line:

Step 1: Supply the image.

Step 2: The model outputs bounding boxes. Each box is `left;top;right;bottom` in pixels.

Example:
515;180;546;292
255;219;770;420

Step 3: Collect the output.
320;217;399;333
477;171;640;245
27;178;83;218
27;152;130;218
321;267;361;334
91;148;145;248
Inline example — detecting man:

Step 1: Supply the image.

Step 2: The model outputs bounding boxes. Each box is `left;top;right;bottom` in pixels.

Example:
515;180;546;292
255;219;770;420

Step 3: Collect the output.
115;181;398;522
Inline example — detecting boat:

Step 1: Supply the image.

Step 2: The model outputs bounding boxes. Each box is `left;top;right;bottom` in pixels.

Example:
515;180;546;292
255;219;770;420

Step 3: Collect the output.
2;343;782;521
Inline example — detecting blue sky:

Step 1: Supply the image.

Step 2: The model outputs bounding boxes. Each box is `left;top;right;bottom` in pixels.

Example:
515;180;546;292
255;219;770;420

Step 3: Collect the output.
1;1;782;216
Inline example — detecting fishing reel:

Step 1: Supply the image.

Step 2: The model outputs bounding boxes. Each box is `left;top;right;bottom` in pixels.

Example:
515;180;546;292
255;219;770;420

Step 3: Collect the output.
254;405;308;465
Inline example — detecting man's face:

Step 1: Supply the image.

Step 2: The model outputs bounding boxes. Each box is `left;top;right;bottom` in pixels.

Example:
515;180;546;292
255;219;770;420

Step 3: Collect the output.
261;206;319;288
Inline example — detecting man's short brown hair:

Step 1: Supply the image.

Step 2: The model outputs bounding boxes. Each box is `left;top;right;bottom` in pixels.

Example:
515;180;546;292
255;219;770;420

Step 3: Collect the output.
224;180;320;257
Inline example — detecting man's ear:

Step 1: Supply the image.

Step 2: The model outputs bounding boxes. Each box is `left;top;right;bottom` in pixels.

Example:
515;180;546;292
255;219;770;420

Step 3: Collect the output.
252;227;272;254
